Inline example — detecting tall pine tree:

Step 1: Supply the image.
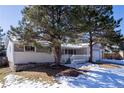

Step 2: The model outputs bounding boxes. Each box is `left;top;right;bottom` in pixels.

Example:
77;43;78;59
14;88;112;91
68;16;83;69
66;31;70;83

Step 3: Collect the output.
8;6;76;65
71;5;123;62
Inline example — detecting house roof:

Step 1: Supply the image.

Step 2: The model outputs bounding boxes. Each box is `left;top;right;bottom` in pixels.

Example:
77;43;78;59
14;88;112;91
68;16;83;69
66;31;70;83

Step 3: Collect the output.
7;37;101;49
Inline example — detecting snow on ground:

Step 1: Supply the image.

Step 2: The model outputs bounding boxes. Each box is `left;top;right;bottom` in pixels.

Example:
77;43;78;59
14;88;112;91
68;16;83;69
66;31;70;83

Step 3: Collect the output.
1;74;72;88
100;59;124;65
62;63;124;88
64;63;99;69
0;83;3;88
0;63;124;88
2;74;51;88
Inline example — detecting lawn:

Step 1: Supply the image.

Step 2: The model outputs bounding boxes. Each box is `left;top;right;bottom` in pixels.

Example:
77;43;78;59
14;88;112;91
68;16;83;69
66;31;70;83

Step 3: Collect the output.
0;67;11;82
0;64;83;87
0;63;124;88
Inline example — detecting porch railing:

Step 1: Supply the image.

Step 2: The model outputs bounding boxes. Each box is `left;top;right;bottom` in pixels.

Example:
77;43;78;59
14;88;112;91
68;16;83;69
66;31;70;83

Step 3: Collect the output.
70;55;89;64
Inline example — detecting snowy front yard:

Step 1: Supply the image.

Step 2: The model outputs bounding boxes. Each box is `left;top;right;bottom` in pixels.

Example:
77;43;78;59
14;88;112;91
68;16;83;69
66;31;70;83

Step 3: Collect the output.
0;63;124;88
100;59;124;65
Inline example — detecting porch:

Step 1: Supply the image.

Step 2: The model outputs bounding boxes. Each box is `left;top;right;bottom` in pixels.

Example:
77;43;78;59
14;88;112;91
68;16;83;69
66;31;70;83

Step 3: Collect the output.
61;44;89;64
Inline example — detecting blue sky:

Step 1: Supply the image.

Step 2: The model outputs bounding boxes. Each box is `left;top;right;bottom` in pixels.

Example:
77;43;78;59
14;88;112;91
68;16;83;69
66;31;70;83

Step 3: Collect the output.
0;5;24;34
113;5;124;35
0;5;124;35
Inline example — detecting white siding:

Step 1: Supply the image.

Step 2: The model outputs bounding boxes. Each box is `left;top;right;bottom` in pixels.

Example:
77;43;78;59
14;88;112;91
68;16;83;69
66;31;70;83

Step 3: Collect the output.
6;40;14;63
86;44;102;62
7;41;102;65
92;44;102;61
93;50;101;61
14;52;54;64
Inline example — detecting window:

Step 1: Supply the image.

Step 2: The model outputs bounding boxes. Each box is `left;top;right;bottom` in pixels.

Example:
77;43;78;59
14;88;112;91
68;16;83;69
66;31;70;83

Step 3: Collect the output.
25;45;35;52
68;49;73;55
82;48;87;54
63;49;76;55
64;49;68;54
73;49;76;55
14;44;24;52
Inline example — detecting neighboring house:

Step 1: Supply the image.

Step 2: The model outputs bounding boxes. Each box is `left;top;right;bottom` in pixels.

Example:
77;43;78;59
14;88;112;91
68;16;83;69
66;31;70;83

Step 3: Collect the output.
6;38;102;71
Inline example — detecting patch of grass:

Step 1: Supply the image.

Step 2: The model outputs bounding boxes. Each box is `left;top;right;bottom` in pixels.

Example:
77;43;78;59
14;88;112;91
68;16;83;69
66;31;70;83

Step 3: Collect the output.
13;64;85;84
99;64;121;69
10;64;68;84
0;67;11;82
0;65;72;85
14;71;56;84
0;66;56;86
0;64;87;85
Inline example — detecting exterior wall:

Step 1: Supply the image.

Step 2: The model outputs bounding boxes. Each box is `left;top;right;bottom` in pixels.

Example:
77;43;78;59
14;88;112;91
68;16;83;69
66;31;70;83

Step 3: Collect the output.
92;44;102;61
6;40;15;70
86;44;102;62
7;40;102;66
13;45;102;64
12;43;53;64
93;49;102;61
7;41;13;62
14;52;54;64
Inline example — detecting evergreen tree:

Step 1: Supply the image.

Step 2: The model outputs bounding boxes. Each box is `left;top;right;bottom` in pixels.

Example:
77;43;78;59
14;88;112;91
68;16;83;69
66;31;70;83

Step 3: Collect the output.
0;26;5;51
8;6;76;65
8;5;123;64
71;5;123;62
8;20;37;45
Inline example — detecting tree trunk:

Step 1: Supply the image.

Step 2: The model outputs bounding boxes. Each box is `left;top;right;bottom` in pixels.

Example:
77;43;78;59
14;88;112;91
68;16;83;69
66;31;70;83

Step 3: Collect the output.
89;31;93;63
52;45;61;65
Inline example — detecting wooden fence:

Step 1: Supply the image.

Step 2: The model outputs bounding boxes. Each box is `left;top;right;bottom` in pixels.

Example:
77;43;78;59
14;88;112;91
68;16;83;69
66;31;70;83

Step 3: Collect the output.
103;52;122;60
